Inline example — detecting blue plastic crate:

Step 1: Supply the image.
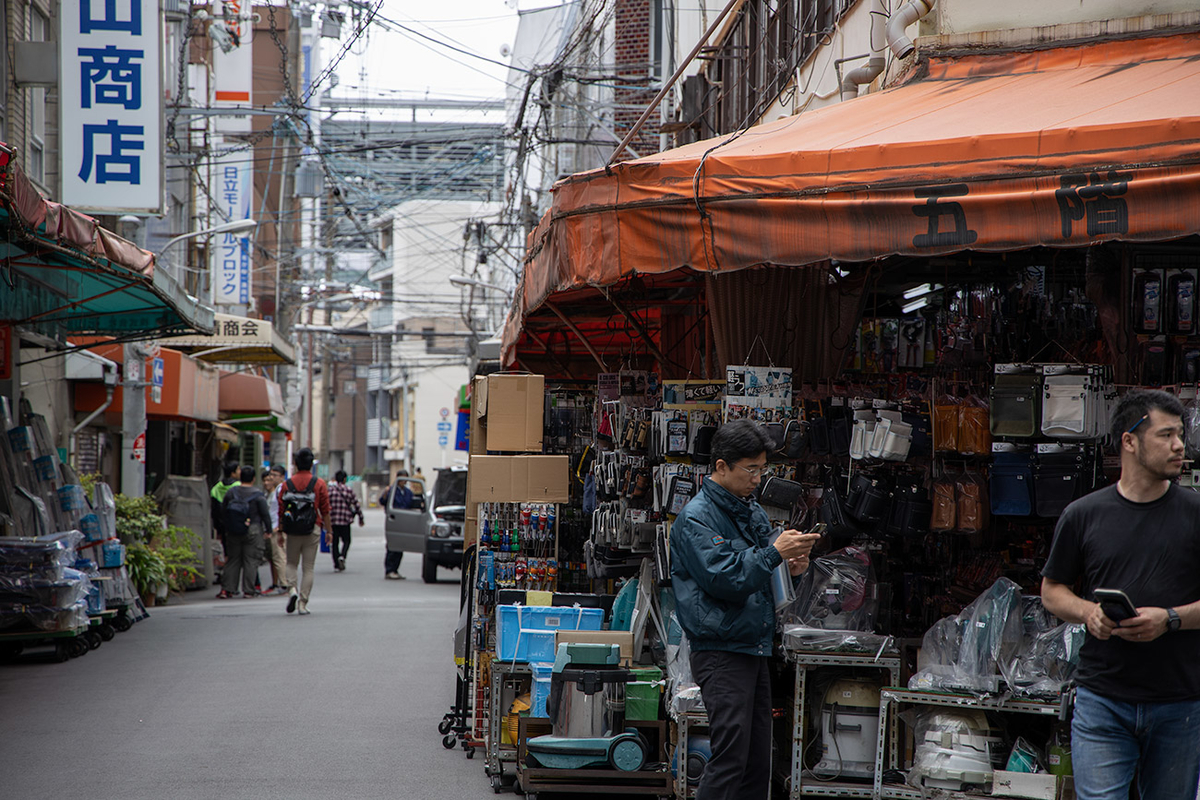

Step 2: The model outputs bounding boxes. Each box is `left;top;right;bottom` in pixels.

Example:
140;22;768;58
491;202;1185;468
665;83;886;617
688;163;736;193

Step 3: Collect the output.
495;605;604;662
530;662;554;719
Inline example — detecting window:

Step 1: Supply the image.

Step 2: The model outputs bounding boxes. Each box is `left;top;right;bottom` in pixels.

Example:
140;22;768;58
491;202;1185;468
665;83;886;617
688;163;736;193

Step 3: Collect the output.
649;0;665;80
27;6;48;184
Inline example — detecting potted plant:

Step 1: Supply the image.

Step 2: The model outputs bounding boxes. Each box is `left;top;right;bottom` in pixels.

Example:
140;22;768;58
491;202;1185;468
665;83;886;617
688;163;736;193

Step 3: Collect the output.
114;495;202;605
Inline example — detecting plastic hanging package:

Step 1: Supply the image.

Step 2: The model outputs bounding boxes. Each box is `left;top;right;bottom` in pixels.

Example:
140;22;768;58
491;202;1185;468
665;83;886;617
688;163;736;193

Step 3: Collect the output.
780;547;895;653
909;577;1024;695
934;395;961;452
94;482;117;540
1000;621;1086;698
664;610;704;717
958;398;993;456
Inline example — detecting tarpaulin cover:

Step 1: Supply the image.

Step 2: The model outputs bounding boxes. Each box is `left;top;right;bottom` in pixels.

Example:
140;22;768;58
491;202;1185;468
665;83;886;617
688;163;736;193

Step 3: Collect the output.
503;33;1200;361
0;145;213;336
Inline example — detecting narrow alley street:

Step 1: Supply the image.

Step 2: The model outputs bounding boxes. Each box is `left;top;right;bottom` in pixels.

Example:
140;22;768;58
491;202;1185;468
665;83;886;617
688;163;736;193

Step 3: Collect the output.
1;507;496;800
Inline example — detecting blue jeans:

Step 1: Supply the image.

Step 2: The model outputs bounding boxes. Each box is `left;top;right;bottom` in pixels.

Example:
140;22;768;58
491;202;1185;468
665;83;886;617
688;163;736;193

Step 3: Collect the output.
1072;685;1200;800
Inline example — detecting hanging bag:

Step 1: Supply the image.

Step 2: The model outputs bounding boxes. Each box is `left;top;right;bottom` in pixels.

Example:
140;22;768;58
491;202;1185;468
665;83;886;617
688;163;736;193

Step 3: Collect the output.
989;452;1034;516
1041;374;1090;439
990;372;1041;438
1033;451;1087;517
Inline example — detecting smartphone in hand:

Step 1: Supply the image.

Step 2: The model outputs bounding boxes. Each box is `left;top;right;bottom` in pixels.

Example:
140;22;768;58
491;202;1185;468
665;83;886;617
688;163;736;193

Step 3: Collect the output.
1094;588;1138;623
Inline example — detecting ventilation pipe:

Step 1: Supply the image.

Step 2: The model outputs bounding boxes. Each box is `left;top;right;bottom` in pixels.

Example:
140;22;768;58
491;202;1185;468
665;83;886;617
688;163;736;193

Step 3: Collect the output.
887;0;934;60
841;0;887;100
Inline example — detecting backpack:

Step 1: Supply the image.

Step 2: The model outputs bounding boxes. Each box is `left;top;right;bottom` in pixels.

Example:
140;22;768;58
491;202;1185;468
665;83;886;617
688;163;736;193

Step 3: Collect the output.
281;477;318;535
224;491;252;536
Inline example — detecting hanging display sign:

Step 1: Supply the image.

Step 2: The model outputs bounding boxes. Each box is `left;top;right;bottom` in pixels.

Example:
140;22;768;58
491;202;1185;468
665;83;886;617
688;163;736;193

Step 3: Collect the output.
211;147;253;305
724;366;792;421
211;0;253;133
60;0;163;213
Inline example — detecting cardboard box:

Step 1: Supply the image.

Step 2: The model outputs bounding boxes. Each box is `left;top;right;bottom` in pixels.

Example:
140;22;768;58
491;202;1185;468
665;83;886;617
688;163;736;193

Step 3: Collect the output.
554;630;635;665
468;455;569;503
992;771;1061;800
482;374;544;452
469;375;488;456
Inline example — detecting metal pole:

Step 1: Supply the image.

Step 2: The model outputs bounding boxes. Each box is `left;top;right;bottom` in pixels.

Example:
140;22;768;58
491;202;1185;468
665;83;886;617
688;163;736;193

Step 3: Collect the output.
120;342;147;497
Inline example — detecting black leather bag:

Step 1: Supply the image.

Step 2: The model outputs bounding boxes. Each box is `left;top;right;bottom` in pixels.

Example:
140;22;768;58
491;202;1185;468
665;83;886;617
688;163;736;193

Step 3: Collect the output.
886;484;932;535
692;426;717;465
808;417;831;456
1033;451;1088;518
759;476;804;510
817;474;858;536
830;413;851;458
784;420;809;459
846;473;889;525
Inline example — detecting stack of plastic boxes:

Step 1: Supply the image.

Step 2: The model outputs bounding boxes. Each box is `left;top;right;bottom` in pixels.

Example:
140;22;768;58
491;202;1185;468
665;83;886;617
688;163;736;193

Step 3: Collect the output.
496;604;605;721
0;531;90;633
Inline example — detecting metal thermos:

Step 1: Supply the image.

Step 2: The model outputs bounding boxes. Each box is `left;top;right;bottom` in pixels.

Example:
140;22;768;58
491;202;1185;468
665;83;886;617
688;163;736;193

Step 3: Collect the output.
768;529;796;612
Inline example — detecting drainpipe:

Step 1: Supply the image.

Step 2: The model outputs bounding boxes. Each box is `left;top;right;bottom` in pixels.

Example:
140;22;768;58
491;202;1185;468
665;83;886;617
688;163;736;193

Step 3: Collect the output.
70;385;114;468
841;0;887;100
887;0;935;60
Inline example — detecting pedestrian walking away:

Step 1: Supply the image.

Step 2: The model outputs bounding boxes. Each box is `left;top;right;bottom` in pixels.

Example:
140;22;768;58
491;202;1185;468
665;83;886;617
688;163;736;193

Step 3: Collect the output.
261;464;290;594
217;466;272;599
209;461;239;564
670;419;821;800
328;469;364;571
279;448;331;615
1041;389;1200;800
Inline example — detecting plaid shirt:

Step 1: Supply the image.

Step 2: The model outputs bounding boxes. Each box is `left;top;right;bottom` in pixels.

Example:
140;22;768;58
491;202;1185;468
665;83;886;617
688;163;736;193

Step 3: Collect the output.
328;481;364;526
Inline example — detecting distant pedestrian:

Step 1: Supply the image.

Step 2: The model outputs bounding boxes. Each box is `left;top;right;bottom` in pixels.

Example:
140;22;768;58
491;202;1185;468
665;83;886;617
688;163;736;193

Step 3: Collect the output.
328;470;364;572
384;469;414;580
210;461;239;548
217;467;271;599
279;448;330;615
261;465;290;594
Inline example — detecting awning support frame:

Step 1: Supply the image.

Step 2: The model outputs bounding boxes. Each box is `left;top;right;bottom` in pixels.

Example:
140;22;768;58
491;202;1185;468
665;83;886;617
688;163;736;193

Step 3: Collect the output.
546;300;607;370
605;291;670;367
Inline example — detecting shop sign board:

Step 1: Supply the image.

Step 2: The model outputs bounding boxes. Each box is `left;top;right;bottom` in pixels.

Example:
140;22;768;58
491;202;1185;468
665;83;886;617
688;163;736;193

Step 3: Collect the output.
151;356;164;403
211;147;253;305
132;431;146;463
60;0;163;213
211;0;253;132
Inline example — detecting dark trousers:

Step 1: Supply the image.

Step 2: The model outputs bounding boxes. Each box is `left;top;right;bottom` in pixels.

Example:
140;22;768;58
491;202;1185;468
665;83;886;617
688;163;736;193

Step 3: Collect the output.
690;650;772;800
222;531;262;595
384;549;404;573
331;524;351;565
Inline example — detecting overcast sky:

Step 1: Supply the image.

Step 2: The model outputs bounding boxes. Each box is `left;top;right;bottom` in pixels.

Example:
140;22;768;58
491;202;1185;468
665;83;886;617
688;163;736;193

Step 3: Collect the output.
321;1;560;119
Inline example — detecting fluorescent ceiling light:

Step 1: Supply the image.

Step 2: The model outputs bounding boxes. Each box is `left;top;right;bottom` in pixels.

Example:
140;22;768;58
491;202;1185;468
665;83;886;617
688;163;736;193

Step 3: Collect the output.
902;282;943;300
901;297;929;314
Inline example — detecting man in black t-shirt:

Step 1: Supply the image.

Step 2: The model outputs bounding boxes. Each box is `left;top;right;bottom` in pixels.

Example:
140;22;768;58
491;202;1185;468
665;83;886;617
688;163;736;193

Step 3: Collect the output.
1042;389;1200;800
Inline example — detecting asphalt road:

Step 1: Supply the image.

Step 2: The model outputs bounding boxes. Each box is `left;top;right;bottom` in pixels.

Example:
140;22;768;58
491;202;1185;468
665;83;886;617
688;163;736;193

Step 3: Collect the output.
0;507;502;800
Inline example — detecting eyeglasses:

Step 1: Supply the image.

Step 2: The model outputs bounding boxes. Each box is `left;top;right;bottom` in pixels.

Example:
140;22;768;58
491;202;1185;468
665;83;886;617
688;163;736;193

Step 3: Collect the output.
737;464;774;478
1126;414;1149;434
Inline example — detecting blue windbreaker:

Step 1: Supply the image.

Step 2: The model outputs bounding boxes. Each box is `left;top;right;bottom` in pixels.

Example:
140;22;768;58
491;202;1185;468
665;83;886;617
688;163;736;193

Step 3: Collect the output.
670;477;783;656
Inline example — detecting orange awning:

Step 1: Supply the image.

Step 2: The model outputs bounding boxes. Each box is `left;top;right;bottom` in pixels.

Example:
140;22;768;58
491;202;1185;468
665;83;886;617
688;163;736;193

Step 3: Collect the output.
504;33;1200;360
73;341;219;422
218;370;290;432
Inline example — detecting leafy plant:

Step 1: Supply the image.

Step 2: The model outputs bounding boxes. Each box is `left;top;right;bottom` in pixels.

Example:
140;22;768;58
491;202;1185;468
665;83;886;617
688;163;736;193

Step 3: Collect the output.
78;472;101;500
114;495;202;596
125;543;168;598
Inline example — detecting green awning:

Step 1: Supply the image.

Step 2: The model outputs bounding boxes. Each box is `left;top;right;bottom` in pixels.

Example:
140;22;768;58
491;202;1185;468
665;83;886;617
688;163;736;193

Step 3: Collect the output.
0;146;213;337
223;412;293;433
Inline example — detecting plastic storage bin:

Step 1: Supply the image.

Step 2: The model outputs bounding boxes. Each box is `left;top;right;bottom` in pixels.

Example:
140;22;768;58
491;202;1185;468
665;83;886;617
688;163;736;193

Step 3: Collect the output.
626;666;663;721
495;604;604;662
530;662;554;719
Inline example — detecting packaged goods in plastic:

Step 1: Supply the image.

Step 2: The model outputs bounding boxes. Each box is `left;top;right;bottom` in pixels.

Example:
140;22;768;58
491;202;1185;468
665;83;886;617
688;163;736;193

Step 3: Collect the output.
0;600;89;632
909;578;1026;695
101;541;126;568
93;483;117;540
1000;621;1085;698
0;567;90;608
906;708;1001;791
0;530;83;571
530;662;553;718
665;613;704;717
626;666;664;721
783;547;877;633
782;625;896;655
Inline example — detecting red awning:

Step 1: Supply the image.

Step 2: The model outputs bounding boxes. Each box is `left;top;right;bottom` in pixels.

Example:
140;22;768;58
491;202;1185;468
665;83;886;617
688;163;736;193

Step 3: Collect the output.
218;370;290;432
503;33;1200;362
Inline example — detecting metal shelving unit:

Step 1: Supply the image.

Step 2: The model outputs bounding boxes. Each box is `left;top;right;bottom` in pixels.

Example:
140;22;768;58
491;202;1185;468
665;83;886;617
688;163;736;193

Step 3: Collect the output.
785;649;902;800
872;689;1061;799
486;660;533;792
673;710;708;800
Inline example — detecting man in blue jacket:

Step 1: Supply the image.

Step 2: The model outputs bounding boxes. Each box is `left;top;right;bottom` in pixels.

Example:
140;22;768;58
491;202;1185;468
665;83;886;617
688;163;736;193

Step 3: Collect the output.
671;419;820;800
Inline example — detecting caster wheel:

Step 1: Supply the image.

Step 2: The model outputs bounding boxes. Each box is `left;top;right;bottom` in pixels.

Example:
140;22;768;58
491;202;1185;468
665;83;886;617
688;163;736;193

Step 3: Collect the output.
55;641;71;662
442;734;457;750
113;616;132;632
438;718;453;735
98;623;115;642
85;631;102;650
609;736;646;772
465;746;476;759
0;643;22;660
491;775;502;793
69;638;89;658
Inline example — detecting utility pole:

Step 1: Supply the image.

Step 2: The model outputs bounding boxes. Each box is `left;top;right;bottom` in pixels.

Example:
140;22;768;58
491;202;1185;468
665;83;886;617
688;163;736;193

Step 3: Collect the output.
319;185;336;468
120;342;148;497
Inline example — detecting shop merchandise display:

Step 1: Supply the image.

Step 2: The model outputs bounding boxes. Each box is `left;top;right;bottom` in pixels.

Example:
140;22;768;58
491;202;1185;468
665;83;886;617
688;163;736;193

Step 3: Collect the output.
0;398;144;661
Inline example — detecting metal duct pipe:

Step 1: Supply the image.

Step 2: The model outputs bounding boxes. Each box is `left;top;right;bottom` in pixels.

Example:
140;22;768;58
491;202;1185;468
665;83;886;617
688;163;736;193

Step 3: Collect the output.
887;0;934;60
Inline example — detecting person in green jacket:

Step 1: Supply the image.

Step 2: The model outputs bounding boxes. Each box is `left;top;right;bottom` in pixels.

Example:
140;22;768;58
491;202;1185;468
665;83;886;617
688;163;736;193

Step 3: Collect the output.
670;419;820;800
210;461;239;548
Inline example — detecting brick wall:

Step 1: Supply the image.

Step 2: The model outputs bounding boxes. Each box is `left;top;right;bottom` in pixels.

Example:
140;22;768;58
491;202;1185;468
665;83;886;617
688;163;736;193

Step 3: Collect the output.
613;0;661;159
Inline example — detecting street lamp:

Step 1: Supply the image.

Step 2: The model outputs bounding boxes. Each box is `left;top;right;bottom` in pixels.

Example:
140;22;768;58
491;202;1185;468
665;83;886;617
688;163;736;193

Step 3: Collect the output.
449;275;513;302
160;217;258;258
